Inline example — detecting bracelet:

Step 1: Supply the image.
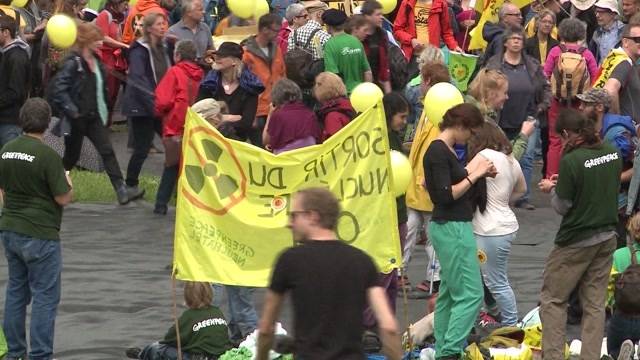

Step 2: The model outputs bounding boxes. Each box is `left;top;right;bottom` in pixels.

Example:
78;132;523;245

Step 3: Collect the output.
465;176;473;186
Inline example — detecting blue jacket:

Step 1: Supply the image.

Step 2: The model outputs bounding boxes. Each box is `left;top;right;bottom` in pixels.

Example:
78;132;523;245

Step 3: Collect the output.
121;39;173;117
199;67;265;97
602;113;635;162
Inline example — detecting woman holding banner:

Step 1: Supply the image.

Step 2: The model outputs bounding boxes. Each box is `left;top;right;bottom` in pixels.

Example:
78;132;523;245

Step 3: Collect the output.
423;103;495;359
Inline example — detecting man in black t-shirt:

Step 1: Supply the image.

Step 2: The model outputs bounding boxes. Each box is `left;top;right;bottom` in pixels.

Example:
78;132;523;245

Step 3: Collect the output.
256;187;402;360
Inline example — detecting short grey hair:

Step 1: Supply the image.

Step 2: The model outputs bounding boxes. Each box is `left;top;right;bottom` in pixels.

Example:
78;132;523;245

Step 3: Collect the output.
498;3;519;21
558;17;587;42
417;44;445;68
285;3;305;23
181;0;200;15
271;79;302;106
175;39;198;61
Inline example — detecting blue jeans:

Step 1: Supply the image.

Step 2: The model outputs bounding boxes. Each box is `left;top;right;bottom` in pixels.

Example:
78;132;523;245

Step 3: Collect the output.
475;232;518;326
0;124;21;148
225;286;258;342
607;312;640;359
2;231;61;360
140;342;192;360
155;165;179;208
518;127;539;203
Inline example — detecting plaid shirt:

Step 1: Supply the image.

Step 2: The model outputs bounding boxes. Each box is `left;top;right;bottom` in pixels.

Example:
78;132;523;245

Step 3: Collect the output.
287;20;331;61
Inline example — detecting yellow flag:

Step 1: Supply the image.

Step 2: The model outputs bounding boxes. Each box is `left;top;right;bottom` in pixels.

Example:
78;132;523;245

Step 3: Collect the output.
173;103;402;286
469;0;533;51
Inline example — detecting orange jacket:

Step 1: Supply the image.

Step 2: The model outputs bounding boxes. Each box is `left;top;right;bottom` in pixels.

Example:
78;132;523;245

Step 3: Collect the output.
122;0;168;44
242;36;286;117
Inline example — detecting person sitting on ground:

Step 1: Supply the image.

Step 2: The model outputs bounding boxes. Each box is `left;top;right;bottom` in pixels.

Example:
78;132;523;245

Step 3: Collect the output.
262;78;321;154
606;212;640;359
126;281;232;360
313;72;356;141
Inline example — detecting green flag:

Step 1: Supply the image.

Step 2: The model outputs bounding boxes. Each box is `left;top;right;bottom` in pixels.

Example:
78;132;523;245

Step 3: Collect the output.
444;50;478;92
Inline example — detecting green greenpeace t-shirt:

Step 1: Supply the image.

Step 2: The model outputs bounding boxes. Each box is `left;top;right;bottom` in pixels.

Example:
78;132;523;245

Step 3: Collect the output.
555;143;622;246
162;306;232;356
0;135;70;241
323;33;371;94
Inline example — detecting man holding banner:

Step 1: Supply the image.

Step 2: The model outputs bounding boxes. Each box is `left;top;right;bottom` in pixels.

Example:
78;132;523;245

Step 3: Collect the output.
256;188;402;360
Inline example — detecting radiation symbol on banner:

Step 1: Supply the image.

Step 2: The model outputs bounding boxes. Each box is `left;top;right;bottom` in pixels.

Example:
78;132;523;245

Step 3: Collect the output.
451;63;470;83
181;127;247;215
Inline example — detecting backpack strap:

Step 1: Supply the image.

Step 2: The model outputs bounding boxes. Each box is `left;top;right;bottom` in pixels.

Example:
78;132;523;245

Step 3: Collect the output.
293;28;301;47
628;235;638;265
559;43;567;53
304;28;322;49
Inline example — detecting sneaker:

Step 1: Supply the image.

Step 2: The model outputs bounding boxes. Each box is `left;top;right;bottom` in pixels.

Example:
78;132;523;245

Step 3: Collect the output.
125;347;142;359
116;184;130;205
126;186;145;202
617;340;634;360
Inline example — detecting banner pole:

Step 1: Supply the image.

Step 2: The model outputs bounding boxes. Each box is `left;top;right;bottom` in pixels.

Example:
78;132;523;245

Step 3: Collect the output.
400;269;413;352
172;276;183;360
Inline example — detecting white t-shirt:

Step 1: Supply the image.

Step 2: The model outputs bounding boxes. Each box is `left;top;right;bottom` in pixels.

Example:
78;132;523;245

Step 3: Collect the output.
472;149;523;236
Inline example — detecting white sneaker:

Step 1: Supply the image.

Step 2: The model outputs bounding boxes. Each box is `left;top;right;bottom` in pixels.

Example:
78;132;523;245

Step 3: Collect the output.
618;339;634;360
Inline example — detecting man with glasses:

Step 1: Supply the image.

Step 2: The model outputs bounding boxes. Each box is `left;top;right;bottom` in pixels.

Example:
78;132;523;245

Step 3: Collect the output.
256;187;402;360
590;0;625;64
242;13;286;148
0;15;30;148
482;3;523;63
603;23;640;123
286;0;330;62
277;3;308;56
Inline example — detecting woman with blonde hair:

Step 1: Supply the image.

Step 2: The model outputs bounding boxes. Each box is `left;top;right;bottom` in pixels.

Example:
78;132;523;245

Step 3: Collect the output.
314;72;355;141
50;22;138;205
467;68;535;161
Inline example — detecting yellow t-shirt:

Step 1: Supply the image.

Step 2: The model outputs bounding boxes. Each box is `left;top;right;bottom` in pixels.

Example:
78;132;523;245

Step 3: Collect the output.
538;39;547;64
414;0;431;44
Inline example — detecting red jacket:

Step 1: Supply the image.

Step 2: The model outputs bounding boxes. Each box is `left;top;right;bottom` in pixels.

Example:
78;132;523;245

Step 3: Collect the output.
393;0;458;60
317;97;355;141
155;61;204;137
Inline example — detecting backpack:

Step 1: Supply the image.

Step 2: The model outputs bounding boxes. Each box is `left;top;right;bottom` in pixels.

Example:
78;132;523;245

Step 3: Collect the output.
388;43;409;91
285;28;321;89
614;241;640;314
550;44;590;102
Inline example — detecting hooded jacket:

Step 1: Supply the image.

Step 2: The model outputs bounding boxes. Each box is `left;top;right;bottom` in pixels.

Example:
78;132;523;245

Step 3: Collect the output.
316;97;355;142
601;113;636;163
155;61;204;137
0;39;30;125
121;0;169;44
482;22;505;63
242;36;286;117
198;67;265;140
393;0;458;60
121;38;173;117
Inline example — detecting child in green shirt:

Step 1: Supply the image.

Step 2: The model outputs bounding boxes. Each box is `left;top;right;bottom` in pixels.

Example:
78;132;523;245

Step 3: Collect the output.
126;282;232;360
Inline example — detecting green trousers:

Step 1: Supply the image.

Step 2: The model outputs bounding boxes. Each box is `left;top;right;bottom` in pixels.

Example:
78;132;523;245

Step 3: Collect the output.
428;220;483;358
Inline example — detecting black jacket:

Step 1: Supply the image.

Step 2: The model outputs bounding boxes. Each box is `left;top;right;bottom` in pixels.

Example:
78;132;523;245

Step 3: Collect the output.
0;39;30;125
557;3;597;43
524;35;559;64
49;52;108;121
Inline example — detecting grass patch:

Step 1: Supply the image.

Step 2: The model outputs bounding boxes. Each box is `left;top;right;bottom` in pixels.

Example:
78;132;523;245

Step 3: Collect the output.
69;169;163;204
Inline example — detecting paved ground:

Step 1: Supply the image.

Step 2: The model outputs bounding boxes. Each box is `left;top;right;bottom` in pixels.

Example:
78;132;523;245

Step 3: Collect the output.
0;128;575;359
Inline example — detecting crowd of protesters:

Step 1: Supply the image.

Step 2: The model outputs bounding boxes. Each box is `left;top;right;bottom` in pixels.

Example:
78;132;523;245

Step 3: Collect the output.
2;0;640;358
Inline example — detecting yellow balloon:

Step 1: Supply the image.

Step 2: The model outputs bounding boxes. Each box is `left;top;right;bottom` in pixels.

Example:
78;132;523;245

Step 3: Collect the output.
11;0;28;8
350;82;384;113
254;0;269;19
423;82;464;125
390;150;412;197
228;0;256;20
378;0;397;14
46;14;77;49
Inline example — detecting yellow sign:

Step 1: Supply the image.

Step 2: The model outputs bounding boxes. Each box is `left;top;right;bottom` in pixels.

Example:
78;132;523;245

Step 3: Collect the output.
593;48;631;89
173;104;402;286
327;0;362;15
469;0;533;51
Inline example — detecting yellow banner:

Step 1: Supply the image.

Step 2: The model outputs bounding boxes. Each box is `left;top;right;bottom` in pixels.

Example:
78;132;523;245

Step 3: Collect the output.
173;104;402;286
469;0;533;51
593;48;631;89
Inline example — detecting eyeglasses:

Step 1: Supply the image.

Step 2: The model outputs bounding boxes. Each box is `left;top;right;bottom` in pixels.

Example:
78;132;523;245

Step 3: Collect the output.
505;12;523;17
289;210;309;220
625;36;640;44
296;14;309;19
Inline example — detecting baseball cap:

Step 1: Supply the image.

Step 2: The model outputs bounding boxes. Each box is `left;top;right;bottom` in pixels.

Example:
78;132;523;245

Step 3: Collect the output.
576;88;611;107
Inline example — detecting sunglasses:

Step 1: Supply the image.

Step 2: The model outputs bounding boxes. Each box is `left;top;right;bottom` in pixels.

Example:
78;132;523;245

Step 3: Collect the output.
625;36;640;44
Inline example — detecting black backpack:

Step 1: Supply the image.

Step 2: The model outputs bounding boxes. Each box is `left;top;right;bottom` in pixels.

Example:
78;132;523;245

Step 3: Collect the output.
285;28;321;89
614;241;640;314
